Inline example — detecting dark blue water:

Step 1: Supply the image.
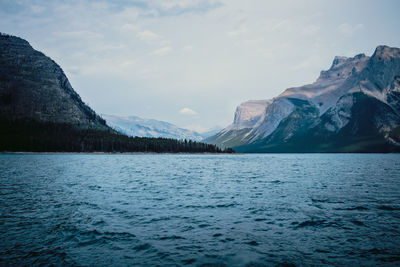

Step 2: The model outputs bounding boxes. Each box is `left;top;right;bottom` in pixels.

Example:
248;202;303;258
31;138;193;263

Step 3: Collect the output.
1;153;400;266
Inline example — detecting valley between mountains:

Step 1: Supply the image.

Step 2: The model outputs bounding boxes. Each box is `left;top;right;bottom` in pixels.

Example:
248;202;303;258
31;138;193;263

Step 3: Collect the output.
1;32;399;153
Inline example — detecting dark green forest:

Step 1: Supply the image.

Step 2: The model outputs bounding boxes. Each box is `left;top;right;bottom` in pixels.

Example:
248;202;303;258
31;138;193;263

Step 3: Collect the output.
0;117;234;153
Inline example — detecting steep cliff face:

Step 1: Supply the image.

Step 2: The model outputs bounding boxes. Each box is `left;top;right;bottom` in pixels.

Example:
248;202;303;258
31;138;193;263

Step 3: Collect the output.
0;33;106;128
205;100;270;148
207;45;400;152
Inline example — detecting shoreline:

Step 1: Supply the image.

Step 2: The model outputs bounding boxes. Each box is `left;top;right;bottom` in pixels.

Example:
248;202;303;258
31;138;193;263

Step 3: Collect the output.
0;151;237;155
1;151;398;155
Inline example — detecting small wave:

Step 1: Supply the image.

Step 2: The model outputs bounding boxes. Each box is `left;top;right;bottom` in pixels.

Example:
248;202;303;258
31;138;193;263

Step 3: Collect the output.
148;216;172;223
182;258;196;265
184;203;237;209
293;219;342;229
378;256;400;262
74;229;137;247
377;205;400;211
315;249;330;253
103;231;136;241
92;219;106;226
350;220;365;226
159;235;185;240
133;243;151;251
87;185;102;191
181;225;195;232
246;241;259;246
220;237;235;243
311;198;344;204
215;203;236;208
346;206;369;211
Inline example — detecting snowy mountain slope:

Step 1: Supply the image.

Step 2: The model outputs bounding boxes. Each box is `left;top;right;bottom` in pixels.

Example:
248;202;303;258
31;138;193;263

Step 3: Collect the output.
102;114;212;141
206;45;400;152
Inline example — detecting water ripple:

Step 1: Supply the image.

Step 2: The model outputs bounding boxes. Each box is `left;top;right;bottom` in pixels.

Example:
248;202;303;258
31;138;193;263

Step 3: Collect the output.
0;153;400;266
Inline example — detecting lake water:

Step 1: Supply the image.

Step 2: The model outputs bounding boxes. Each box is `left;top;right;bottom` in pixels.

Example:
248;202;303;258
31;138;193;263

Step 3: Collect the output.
0;153;400;266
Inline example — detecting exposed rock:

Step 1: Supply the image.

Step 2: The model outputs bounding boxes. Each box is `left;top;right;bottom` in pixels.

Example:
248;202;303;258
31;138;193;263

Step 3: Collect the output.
206;45;400;152
0;33;106;128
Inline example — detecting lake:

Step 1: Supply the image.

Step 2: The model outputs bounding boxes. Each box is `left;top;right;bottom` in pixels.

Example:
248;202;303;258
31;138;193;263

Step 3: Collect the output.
1;153;400;266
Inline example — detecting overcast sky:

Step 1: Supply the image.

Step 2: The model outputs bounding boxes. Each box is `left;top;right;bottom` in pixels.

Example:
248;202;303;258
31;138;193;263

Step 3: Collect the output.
1;0;399;132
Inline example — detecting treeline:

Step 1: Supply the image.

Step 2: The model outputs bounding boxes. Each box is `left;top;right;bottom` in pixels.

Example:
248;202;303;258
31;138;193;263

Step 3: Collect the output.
0;118;235;153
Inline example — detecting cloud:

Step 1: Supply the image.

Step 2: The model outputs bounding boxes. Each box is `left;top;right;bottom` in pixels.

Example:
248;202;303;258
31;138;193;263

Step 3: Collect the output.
137;30;160;41
227;25;247;37
301;25;320;36
151;46;172;56
180;108;198;115
337;23;364;35
121;23;139;32
147;0;223;16
55;31;103;40
183;45;194;51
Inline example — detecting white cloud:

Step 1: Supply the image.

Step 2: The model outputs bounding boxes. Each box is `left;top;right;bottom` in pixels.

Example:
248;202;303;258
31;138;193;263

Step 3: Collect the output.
151;46;172;56
148;0;222;15
137;30;160;41
183;45;194;51
55;31;103;40
302;25;320;36
227;25;247;37
180;108;198;115
30;5;45;14
337;23;364;35
121;23;138;32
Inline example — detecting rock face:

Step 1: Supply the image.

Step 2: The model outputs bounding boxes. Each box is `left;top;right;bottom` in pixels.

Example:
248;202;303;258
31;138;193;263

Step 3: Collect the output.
102;114;205;141
0;33;106;128
206;100;270;148
206;45;400;152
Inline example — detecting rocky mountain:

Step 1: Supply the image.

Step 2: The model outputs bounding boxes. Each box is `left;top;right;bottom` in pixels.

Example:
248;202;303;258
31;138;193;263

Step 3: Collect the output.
0;33;106;129
0;33;230;153
206;45;400;152
102;114;206;141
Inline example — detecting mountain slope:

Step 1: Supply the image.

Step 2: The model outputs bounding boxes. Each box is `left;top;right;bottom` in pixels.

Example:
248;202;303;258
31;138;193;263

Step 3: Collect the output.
207;45;400;152
0;33;230;153
0;33;106;128
102;114;205;141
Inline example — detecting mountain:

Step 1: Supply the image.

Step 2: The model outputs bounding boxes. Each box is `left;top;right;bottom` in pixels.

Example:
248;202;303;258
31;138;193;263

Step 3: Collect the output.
0;33;231;153
197;126;223;140
102;114;205;141
0;33;106;128
206;45;400;152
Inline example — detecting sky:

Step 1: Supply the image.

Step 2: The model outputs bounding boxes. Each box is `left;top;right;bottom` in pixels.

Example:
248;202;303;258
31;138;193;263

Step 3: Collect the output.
1;0;399;132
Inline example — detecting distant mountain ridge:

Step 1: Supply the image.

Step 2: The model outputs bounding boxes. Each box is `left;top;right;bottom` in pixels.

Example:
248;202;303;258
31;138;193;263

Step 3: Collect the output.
102;114;212;141
206;45;400;152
